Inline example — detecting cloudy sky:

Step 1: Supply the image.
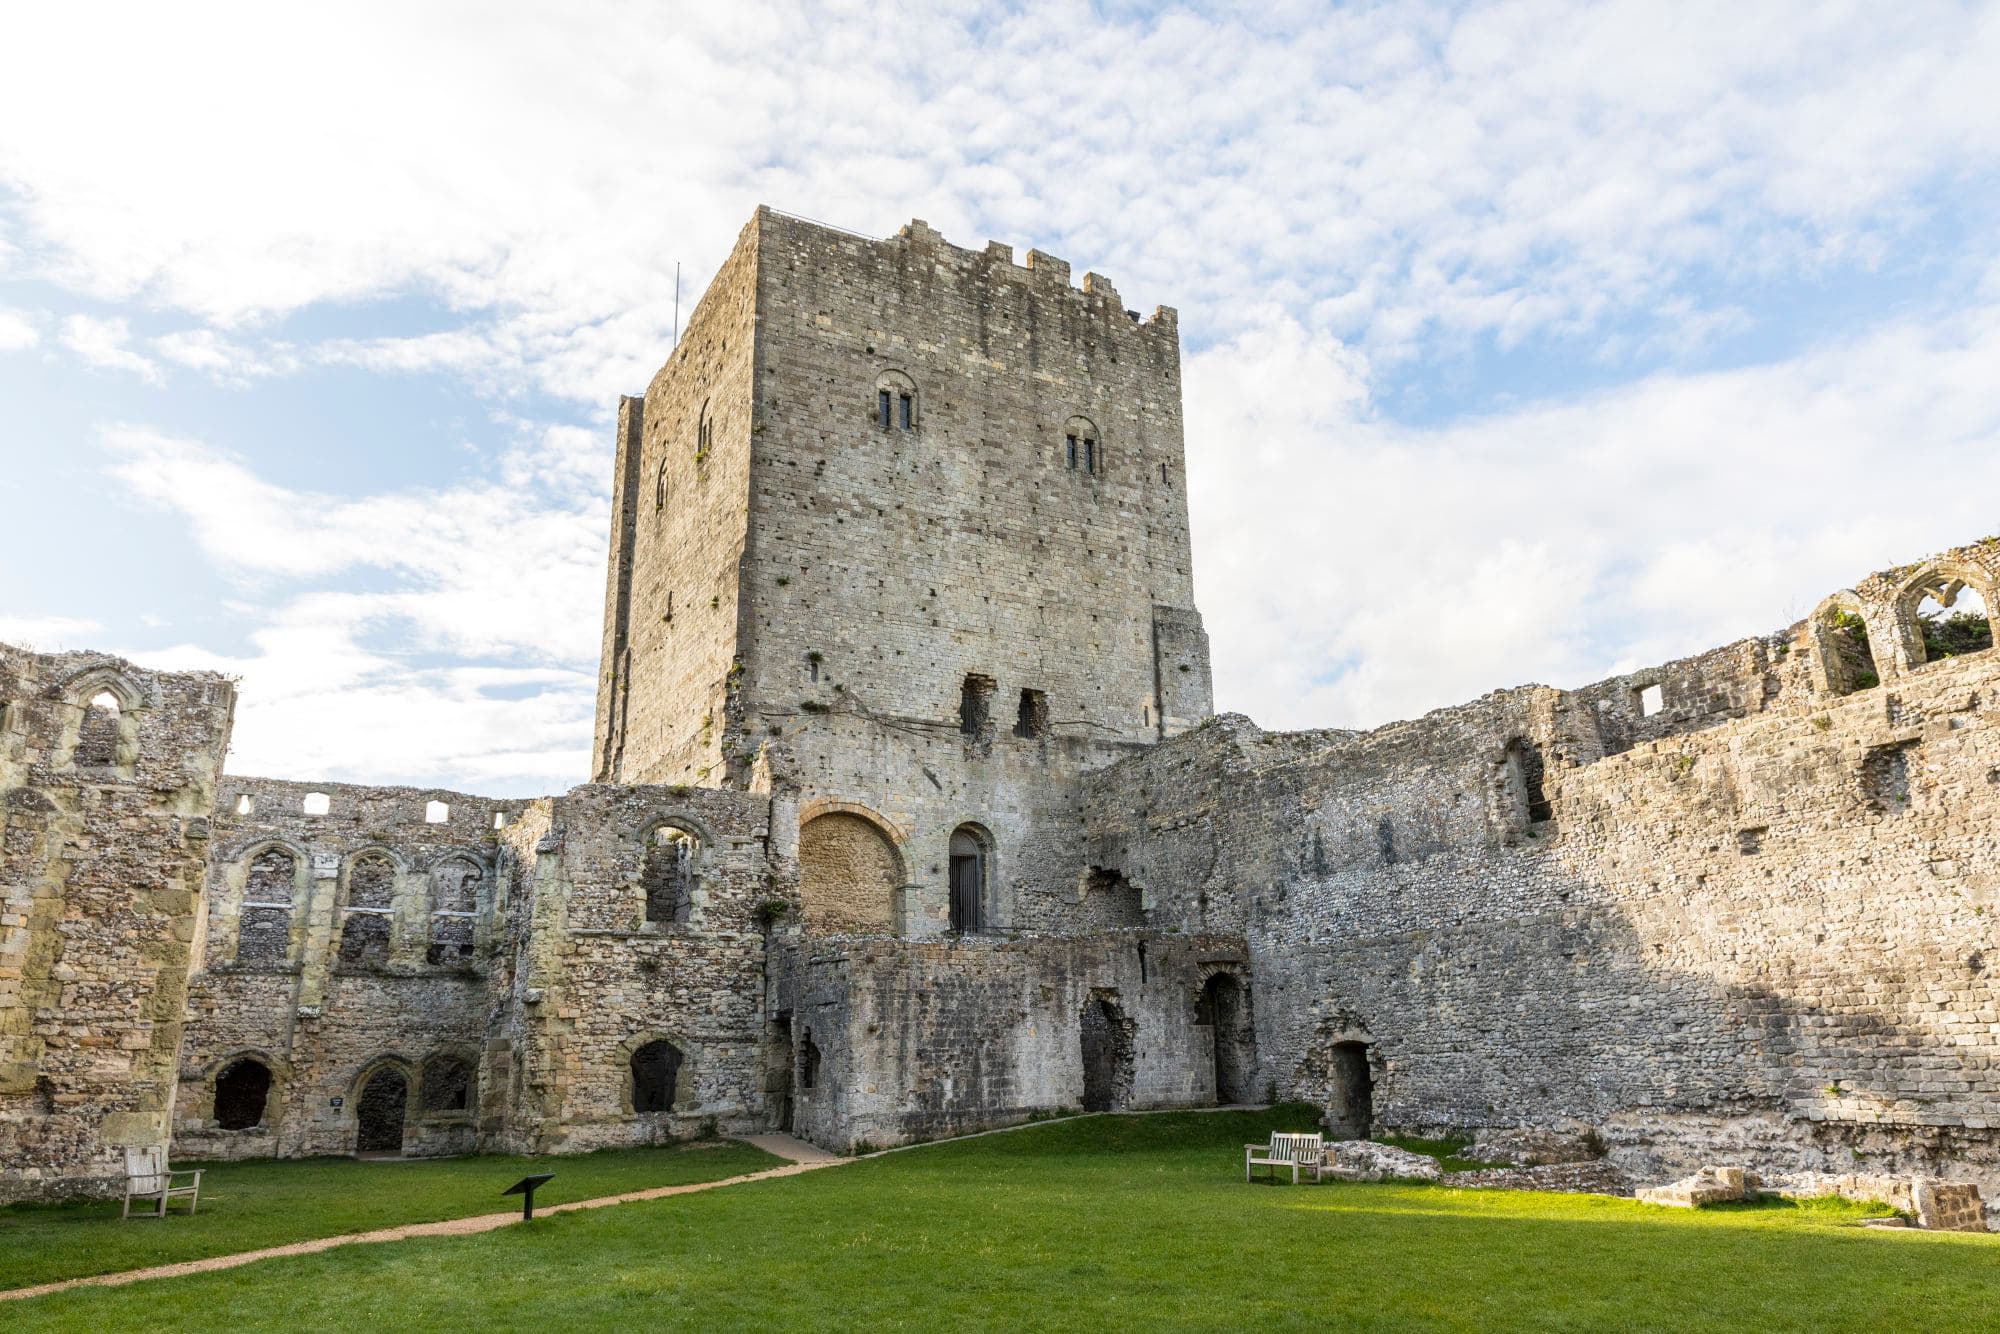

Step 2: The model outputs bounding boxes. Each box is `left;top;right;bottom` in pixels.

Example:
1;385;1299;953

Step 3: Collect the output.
3;1;1999;795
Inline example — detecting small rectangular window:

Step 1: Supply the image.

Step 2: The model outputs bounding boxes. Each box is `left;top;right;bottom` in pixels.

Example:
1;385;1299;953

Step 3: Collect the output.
1637;683;1665;717
1066;435;1078;469
899;393;913;429
1084;439;1096;474
425;800;450;824
302;792;330;816
879;390;891;428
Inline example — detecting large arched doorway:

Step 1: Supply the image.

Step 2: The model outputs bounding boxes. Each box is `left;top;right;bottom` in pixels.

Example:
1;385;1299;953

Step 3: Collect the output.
1080;992;1135;1113
798;810;902;933
355;1068;408;1154
1197;973;1256;1105
213;1058;273;1130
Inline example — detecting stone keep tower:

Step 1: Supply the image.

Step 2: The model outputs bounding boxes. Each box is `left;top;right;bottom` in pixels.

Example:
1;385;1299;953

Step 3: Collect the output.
593;208;1212;933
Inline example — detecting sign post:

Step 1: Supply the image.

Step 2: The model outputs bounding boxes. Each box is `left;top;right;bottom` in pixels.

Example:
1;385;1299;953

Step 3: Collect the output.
502;1172;556;1221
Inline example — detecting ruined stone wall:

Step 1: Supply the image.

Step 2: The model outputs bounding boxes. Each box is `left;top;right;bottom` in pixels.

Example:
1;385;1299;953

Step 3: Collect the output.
594;217;763;786
175;777;521;1160
1085;538;2000;1206
486;783;787;1153
774;930;1247;1151
0;646;234;1202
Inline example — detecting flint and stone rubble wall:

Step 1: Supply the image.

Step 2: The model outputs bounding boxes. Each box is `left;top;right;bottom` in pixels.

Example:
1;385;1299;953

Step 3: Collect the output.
0;647;234;1202
1084;538;2000;1209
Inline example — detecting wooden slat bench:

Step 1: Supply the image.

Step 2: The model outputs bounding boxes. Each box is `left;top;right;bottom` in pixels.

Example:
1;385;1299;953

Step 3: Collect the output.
1245;1132;1324;1184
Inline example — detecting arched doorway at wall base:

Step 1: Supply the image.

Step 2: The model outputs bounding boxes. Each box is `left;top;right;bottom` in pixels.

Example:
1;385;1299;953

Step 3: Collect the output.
1324;1041;1374;1139
1080;991;1136;1113
355;1067;409;1156
1196;971;1256;1105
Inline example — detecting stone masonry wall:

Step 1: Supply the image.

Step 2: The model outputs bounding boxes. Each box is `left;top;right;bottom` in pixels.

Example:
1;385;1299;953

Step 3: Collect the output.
175;776;524;1160
0;645;234;1202
1084;538;2000;1207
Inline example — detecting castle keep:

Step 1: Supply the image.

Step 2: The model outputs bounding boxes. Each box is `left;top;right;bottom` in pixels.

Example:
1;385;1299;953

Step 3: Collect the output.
3;208;1996;1221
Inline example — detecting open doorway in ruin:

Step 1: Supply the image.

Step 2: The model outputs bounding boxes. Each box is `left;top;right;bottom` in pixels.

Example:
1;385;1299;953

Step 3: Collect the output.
768;1013;796;1133
1080;991;1136;1113
355;1068;408;1155
1325;1042;1373;1138
1196;972;1257;1105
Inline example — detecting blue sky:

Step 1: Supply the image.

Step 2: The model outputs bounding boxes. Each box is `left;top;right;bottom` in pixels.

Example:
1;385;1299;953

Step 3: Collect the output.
4;1;1999;795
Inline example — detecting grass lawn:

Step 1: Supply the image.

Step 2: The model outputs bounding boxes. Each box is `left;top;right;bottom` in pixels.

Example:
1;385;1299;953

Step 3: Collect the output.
8;1108;1999;1331
0;1138;781;1291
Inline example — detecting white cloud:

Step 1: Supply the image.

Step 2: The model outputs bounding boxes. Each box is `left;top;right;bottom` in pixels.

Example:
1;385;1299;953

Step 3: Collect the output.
58;313;160;383
1187;300;2000;731
152;328;300;384
0;614;103;649
2;3;1996;402
0;306;37;351
98;421;608;793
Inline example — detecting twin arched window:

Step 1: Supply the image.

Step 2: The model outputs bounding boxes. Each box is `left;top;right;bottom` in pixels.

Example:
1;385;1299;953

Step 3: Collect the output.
875;371;917;431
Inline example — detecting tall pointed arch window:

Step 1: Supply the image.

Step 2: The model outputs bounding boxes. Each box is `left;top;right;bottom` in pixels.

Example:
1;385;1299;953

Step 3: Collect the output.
875;370;918;432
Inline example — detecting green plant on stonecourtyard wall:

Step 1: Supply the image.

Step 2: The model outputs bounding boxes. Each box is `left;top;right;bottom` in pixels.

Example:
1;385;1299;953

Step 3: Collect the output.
1920;608;1994;660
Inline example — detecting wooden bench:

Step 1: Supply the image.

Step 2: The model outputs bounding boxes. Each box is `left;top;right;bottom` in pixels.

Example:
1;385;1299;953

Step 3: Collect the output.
122;1146;202;1219
1245;1132;1324;1184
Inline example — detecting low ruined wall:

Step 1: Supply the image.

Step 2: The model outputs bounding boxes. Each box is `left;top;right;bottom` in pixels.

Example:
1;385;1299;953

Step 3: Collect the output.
777;930;1249;1152
0;646;234;1202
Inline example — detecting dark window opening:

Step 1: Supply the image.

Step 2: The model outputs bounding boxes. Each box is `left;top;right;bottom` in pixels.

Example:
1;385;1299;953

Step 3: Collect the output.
801;1034;822;1091
1084;438;1096;474
1376;815;1397;865
631;1040;683;1114
422;1056;473;1113
655;459;668;511
1080;993;1135;1113
1199;974;1256;1105
355;1069;407;1154
1326;1041;1373;1138
1013;687;1049;738
1506;737;1553;825
1066;434;1078;469
899;393;913;430
878;390;892;429
949;826;986;934
958;674;995;736
214;1059;272;1130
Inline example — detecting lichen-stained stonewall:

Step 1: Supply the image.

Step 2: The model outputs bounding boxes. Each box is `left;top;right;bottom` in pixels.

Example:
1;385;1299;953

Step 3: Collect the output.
2;210;1996;1228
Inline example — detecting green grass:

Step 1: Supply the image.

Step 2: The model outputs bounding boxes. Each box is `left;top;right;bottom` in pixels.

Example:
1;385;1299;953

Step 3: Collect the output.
7;1109;1998;1331
0;1139;781;1291
1377;1134;1509;1172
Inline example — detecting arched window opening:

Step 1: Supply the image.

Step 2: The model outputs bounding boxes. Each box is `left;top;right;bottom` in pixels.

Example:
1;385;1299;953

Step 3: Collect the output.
1819;605;1882;694
642;824;700;926
798;811;902;934
631;1040;683;1114
695;399;713;459
874;370;917;432
1915;582;1993;662
338;854;396;966
355;1068;407;1154
949;826;988;934
237;848;297;966
421;1055;473;1114
73;690;121;768
427;859;482;965
1013;687;1049;739
1063;416;1101;476
655;458;669;512
213;1058;273;1130
234;793;254;816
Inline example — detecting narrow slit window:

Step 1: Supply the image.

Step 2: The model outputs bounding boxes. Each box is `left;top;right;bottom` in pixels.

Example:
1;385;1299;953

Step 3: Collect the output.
1066;435;1078;469
878;390;892;429
899;393;913;429
1084;439;1096;474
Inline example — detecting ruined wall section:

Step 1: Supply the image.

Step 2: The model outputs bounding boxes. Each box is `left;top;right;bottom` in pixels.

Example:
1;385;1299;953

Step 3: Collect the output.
487;783;787;1153
1084;540;2000;1203
595;216;765;785
176;777;520;1160
775;931;1247;1152
0;646;234;1202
